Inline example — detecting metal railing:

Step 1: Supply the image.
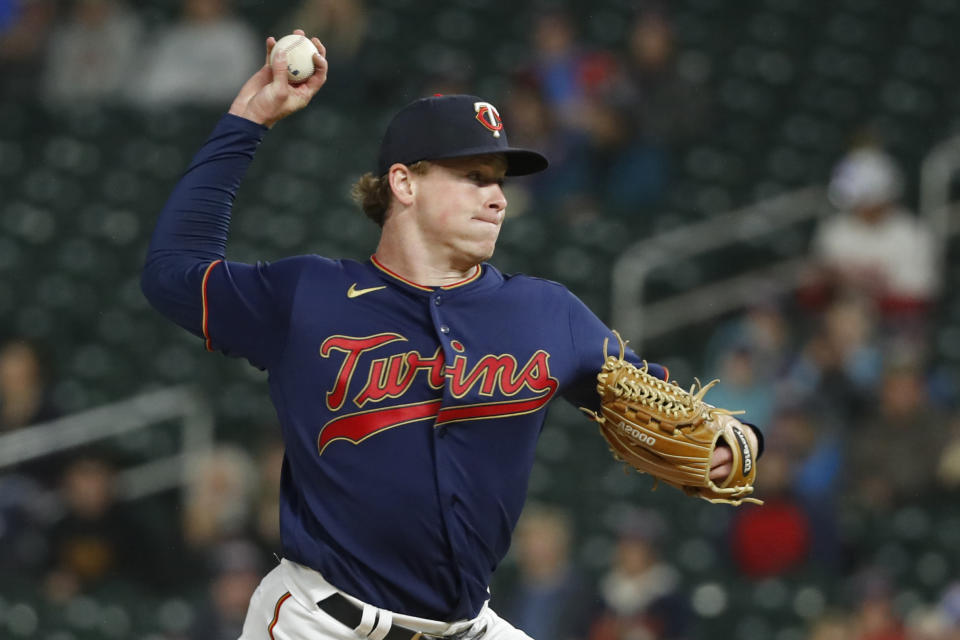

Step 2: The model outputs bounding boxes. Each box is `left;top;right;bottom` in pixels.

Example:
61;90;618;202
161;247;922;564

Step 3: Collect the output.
919;134;960;272
611;186;833;350
0;386;214;501
610;133;960;353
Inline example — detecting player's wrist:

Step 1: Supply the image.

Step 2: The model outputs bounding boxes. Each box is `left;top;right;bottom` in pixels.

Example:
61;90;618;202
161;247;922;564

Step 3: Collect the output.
228;102;276;128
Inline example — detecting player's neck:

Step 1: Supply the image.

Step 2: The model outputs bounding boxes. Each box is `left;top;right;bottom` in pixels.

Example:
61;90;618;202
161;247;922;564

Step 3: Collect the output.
374;233;480;288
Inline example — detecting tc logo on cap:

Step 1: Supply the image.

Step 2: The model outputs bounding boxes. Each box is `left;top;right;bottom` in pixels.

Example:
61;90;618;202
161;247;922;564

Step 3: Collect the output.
474;101;503;138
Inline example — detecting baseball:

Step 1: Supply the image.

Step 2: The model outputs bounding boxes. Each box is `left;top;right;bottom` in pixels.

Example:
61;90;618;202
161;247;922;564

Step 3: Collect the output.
270;34;319;84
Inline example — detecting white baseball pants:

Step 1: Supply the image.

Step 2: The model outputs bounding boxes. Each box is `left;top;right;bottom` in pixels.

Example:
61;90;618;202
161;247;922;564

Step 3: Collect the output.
238;559;533;640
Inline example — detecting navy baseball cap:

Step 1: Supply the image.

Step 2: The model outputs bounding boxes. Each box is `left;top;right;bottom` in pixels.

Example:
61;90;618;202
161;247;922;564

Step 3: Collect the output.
376;94;549;177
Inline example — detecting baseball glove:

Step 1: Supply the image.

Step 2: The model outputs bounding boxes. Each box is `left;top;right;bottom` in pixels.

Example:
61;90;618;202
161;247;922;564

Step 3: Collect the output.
582;332;761;506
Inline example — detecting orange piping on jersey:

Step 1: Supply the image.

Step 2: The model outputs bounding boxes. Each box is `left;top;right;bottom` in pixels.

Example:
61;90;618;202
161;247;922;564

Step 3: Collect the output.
268;592;292;639
441;264;482;289
201;259;223;352
370;255;481;291
370;256;432;291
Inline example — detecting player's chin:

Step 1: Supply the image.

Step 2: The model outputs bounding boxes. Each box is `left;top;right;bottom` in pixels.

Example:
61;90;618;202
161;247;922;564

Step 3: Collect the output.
462;239;497;265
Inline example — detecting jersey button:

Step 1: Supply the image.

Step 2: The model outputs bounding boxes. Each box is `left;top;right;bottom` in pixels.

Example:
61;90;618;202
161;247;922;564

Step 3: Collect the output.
434;295;442;306
440;325;450;334
436;426;447;438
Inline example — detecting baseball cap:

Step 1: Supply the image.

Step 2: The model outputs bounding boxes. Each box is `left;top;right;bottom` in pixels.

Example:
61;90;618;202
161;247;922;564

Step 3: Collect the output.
827;147;903;210
376;94;549;177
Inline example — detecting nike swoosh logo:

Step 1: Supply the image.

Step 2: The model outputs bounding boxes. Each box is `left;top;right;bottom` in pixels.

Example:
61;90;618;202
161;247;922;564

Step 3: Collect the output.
347;283;387;298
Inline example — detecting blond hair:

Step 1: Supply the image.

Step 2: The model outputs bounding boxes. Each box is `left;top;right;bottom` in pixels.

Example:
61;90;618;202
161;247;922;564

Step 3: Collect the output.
351;161;429;227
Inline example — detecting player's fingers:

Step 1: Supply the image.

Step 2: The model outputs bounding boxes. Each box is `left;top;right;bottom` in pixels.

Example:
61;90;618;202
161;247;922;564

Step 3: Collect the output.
270;49;291;91
709;445;733;481
306;53;328;89
264;36;276;66
709;464;732;481
293;28;306;37
312;37;326;57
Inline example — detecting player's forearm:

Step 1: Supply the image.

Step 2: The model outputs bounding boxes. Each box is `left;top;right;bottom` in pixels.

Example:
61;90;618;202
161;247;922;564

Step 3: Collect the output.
144;114;266;263
141;113;266;333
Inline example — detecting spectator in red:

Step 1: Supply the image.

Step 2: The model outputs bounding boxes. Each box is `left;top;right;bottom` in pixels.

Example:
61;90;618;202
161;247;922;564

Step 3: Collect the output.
728;446;811;579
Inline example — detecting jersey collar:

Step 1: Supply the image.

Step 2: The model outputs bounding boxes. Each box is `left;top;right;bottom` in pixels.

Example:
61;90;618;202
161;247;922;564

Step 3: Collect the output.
369;255;485;292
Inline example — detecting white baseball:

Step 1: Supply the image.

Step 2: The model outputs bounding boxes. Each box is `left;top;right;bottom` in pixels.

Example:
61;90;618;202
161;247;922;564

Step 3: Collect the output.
270;34;319;84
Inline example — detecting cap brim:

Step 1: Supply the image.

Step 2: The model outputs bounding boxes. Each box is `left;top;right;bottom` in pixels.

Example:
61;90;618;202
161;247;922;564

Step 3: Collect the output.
423;145;549;176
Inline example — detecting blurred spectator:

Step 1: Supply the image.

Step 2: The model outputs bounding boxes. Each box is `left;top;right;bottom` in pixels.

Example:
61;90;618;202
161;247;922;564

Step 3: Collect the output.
589;9;711;216
528;10;609;130
806;611;852;640
43;452;151;602
780;296;881;425
807;612;855;640
581;86;664;217
252;436;284;557
497;503;591;640
0;471;55;576
0;338;62;575
521;9;618;225
274;0;366;65
848;357;946;509
273;0;371;98
188;537;266;640
134;0;260;107
849;571;907;640
0;0;57;99
182;444;258;550
619;10;710;147
41;0;143;107
728;446;812;579
770;406;844;569
704;304;793;382
805;146;938;336
502;77;591;219
588;508;690;640
905;606;954;640
937;582;960;638
0;338;63;485
0;338;58;432
703;341;775;431
0;0;16;30
937;413;960;492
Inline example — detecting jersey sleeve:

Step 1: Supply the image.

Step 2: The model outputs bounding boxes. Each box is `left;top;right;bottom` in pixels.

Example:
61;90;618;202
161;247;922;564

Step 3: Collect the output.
560;289;668;412
199;257;309;369
141;113;297;370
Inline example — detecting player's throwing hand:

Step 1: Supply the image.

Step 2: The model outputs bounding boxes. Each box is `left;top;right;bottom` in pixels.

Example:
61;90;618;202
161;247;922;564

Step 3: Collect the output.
228;29;328;128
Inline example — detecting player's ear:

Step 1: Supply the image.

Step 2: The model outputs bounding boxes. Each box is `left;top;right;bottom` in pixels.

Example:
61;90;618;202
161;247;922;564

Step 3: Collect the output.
387;164;416;206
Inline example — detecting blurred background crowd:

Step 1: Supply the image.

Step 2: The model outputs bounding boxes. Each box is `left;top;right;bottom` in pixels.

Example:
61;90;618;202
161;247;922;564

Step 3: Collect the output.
2;0;960;638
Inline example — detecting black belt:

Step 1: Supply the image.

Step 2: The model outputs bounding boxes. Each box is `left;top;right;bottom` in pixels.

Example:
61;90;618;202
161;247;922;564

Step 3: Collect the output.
317;593;482;640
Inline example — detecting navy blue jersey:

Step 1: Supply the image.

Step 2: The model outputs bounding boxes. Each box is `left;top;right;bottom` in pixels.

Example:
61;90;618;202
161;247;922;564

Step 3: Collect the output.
141;114;668;621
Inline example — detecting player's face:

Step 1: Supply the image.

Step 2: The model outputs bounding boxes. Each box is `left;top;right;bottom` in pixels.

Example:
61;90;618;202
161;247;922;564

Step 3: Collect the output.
412;154;509;266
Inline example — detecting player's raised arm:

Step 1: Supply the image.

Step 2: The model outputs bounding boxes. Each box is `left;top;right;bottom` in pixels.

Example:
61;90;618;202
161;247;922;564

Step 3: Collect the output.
141;31;327;364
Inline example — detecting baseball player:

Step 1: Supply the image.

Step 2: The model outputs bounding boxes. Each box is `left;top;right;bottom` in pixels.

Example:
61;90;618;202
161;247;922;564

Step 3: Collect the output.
142;32;761;640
